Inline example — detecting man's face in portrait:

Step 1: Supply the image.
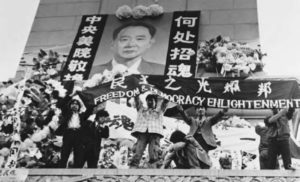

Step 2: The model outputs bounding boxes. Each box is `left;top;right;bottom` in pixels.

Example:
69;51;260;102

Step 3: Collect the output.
112;26;154;62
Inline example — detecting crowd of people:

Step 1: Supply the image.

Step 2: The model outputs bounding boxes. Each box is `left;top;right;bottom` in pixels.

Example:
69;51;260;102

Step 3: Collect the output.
0;75;295;170
0;75;221;169
0;71;299;170
0;24;298;169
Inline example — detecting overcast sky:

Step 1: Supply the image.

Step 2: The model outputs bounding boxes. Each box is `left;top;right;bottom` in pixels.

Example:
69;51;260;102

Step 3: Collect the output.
0;0;299;81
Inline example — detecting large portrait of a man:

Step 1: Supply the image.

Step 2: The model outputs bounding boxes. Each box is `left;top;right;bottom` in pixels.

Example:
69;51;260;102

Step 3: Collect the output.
89;14;173;77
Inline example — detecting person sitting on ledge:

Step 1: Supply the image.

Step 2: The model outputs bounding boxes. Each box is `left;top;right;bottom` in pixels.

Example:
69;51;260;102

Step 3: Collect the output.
161;130;211;169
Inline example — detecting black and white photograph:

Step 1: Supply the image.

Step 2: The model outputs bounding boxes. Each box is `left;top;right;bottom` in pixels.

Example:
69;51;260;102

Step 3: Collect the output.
0;0;300;181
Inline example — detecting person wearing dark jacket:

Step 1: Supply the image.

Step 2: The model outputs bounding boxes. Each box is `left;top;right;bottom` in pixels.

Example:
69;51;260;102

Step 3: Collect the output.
55;98;93;168
81;110;110;168
266;108;295;170
255;116;279;169
177;105;228;153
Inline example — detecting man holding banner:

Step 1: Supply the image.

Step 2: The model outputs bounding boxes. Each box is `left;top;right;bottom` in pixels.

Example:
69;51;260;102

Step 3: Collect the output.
129;93;168;168
89;21;165;76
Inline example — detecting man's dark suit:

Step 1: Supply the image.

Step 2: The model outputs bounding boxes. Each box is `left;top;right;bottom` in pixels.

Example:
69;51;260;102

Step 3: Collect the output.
192;112;225;152
80;121;109;168
89;59;165;77
55;96;94;168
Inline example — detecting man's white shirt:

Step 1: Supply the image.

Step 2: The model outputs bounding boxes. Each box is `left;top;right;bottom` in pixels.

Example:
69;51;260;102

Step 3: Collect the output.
111;58;141;74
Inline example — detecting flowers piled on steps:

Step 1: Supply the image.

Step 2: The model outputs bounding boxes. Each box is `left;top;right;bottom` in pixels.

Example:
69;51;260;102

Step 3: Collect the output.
83;64;129;89
215;116;251;130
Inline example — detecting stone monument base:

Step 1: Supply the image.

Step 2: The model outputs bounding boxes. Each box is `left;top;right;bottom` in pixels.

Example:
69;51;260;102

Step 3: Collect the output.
26;169;300;182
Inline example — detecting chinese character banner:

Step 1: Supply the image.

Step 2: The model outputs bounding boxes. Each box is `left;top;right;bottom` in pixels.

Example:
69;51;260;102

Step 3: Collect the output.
164;11;200;78
78;75;300;110
61;15;108;81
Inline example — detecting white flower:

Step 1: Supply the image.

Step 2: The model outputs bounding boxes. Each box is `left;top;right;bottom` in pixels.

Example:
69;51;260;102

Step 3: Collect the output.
102;69;114;83
234;64;242;71
49;116;59;131
54;108;61;115
112;64;128;76
21;97;32;106
213;46;227;54
11;133;21;141
46;79;67;97
0;148;10;157
47;68;58;76
115;5;132;20
147;4;164;17
83;79;97;89
31;127;50;142
216;54;226;63
223;64;232;71
31;132;43;143
242;66;250;74
92;73;104;83
223;36;231;42
23;138;35;148
132;5;149;19
33;71;40;76
253;52;260;61
249;63;256;71
19;142;27;152
235;58;244;65
83;73;103;88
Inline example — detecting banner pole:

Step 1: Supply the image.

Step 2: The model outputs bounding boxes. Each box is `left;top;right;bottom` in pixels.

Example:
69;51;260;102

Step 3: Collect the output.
4;66;32;168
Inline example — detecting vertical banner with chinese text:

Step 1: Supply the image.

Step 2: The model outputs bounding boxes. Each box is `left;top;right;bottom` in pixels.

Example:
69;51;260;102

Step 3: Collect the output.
164;11;200;78
61;15;107;81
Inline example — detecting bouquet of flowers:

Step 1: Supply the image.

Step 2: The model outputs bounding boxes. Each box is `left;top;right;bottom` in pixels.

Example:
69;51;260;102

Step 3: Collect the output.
20;49;66;81
116;4;164;20
197;35;266;77
215;116;251;130
83;64;129;89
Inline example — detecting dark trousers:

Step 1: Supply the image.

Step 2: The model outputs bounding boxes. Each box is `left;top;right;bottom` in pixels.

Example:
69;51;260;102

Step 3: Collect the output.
130;132;161;168
82;143;100;168
60;129;85;168
259;149;269;169
268;139;292;169
259;149;279;169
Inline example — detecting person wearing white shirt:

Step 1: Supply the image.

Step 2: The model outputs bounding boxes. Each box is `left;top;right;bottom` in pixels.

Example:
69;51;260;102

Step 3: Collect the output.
55;98;93;168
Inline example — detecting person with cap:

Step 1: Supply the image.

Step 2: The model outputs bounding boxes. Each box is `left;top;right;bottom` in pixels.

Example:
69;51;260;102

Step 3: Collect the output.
80;109;110;168
129;93;168;168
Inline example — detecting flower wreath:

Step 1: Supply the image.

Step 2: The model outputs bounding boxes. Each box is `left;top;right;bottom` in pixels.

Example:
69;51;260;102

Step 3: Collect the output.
115;4;164;20
197;35;266;77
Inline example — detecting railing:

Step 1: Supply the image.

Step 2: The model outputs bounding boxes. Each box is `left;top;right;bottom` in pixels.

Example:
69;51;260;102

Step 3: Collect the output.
26;169;300;182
